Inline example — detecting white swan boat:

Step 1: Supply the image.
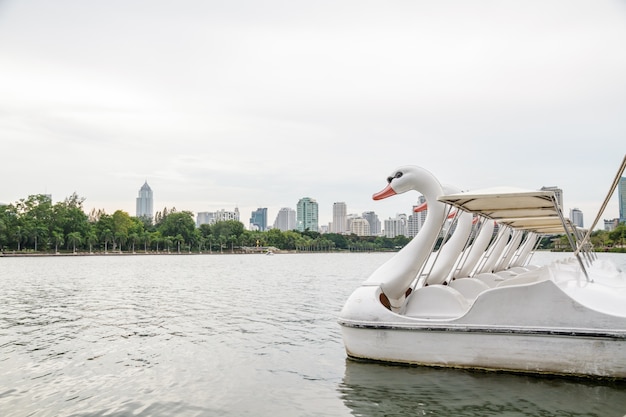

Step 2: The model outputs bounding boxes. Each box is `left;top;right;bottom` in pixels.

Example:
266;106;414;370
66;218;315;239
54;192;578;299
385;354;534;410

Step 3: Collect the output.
339;158;626;379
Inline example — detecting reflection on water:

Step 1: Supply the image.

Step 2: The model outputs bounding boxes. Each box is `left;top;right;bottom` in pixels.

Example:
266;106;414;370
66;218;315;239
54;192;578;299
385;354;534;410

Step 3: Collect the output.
339;360;626;417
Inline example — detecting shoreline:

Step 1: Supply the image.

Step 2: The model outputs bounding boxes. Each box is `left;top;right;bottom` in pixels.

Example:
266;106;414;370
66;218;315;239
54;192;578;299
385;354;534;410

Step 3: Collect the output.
0;251;280;257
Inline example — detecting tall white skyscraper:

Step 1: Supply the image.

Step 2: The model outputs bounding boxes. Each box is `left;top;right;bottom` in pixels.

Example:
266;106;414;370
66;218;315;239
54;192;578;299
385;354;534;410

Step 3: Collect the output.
273;208;296;231
136;181;153;220
332;202;347;234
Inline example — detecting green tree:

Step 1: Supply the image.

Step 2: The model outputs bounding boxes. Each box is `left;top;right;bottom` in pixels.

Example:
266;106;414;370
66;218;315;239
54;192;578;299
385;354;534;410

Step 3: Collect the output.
174;234;184;253
211;220;245;242
163;236;173;252
67;232;82;253
111;210;133;251
52;230;64;253
141;230;152;253
158;211;196;243
264;229;284;248
609;224;626;248
325;233;348;250
151;231;162;252
85;228;98;253
190;229;203;253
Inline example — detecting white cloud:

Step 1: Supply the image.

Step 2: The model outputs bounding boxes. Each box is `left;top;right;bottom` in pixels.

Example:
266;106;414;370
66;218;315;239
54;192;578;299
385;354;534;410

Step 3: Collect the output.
0;0;624;228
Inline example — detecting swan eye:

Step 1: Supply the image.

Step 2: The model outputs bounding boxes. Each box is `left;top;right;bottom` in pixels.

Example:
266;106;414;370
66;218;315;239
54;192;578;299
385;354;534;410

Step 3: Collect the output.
386;171;403;184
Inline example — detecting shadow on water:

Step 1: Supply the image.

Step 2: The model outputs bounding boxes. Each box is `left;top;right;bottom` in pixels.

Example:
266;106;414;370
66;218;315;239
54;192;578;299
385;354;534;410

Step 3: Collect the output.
338;359;626;417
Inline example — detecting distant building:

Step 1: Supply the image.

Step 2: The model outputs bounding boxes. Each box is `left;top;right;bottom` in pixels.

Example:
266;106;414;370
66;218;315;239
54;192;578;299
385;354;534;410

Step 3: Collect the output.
350;218;371;236
617;177;626;223
136;181;153;221
604;218;620;231
296;197;319;232
384;214;408;238
250;208;268;231
196;207;240;227
332;202;347;234
215;208;240;222
362;211;381;236
273;208;296;231
407;195;427;238
197;212;216;227
346;214;359;234
569;208;584;228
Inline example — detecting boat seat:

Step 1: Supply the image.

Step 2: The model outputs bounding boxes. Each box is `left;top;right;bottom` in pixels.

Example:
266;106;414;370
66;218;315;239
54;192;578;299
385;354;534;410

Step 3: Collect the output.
448;278;490;301
403;285;470;319
495;269;548;288
473;273;504;287
508;266;529;274
494;270;518;279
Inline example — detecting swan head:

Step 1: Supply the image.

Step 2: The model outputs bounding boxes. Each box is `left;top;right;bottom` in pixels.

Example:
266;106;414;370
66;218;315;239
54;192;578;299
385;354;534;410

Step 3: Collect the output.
372;165;443;201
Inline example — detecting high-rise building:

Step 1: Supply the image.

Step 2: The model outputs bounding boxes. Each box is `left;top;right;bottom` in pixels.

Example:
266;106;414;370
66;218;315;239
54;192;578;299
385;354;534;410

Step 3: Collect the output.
196;208;240;227
273;208;296;231
250;208;268;231
569;208;584;228
350;218;371;236
384;214;408;238
296;197;319;232
332;202;347;234
215;208;240;222
197;212;216;227
136;181;153;221
407;195;427;238
617;177;626;223
362;211;381;236
346;214;359;234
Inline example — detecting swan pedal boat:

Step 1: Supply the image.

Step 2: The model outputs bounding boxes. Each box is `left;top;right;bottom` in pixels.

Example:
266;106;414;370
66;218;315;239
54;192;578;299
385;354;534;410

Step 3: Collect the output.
338;164;626;379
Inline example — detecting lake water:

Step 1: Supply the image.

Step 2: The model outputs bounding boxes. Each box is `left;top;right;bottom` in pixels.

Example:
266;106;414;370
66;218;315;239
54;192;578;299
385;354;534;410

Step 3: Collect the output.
1;252;626;417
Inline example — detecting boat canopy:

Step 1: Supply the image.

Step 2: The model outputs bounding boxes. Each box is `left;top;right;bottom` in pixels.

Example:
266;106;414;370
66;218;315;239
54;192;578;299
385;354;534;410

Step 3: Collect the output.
438;187;571;235
439;186;594;280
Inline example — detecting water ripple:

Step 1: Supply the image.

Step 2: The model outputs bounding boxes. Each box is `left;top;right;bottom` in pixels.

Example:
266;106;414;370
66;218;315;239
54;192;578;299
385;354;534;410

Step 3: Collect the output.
2;253;626;416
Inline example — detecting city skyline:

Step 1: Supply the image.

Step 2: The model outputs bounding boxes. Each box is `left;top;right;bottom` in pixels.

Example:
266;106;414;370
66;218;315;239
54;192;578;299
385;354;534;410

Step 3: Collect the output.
1;1;624;229
5;176;625;233
141;176;626;232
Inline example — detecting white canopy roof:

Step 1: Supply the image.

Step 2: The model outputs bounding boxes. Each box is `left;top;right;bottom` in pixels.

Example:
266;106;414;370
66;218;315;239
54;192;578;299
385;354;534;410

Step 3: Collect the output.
438;186;571;234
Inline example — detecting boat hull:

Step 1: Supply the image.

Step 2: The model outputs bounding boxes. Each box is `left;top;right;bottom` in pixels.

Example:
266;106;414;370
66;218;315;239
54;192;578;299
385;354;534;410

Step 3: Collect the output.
339;322;626;378
338;277;626;379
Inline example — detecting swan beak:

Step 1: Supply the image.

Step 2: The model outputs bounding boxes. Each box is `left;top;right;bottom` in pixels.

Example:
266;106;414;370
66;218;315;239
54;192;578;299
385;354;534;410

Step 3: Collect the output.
373;184;396;200
414;202;428;212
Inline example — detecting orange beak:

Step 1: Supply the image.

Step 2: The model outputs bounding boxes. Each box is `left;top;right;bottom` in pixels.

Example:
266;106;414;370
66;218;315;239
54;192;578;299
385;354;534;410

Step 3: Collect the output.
413;202;428;212
373;184;397;200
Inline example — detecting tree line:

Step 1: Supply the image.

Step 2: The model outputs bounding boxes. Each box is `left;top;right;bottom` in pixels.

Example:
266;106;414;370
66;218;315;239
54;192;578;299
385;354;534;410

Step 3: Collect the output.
0;193;411;254
1;193;624;255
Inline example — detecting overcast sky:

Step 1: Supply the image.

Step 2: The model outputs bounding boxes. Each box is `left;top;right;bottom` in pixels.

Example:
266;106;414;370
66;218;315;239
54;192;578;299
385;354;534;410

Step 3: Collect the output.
1;0;625;229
